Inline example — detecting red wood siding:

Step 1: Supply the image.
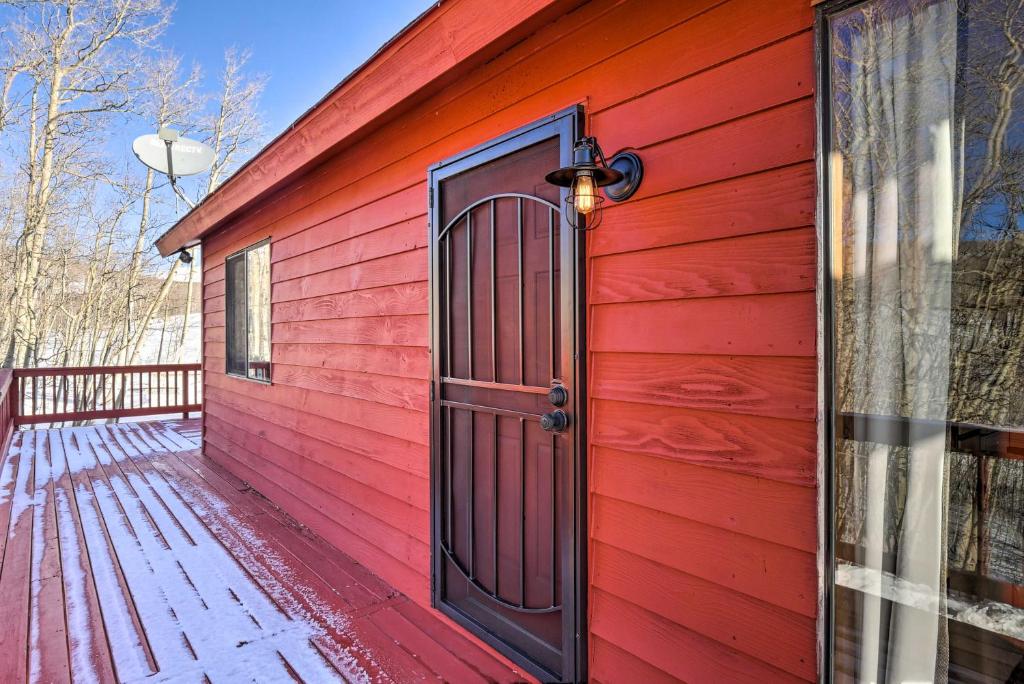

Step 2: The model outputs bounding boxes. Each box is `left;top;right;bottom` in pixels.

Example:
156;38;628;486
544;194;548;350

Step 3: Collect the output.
199;0;818;680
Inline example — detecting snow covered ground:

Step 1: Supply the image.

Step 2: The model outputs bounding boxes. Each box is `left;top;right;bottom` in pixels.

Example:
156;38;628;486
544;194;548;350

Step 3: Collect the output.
134;314;202;365
1;420;519;682
836;561;1024;641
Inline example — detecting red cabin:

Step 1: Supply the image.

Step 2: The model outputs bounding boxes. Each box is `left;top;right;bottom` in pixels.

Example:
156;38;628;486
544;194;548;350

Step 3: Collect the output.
79;0;1022;680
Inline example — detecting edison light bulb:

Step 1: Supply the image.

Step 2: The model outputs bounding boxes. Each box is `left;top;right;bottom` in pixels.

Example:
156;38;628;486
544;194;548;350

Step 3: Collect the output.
573;173;597;215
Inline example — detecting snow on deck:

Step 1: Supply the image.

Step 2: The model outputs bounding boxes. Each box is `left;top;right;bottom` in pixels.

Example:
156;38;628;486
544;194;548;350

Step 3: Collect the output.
0;419;523;683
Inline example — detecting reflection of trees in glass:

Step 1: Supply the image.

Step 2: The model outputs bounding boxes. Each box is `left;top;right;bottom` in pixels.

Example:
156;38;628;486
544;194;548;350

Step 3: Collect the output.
951;0;1024;429
832;0;1024;424
831;0;1024;589
246;243;271;376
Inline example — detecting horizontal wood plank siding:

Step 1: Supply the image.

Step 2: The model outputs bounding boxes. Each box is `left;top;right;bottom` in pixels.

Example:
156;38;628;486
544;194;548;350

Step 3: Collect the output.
585;0;818;680
198;0;818;679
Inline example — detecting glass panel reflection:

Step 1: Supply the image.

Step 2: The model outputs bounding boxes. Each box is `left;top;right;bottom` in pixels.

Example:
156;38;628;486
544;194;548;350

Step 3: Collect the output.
829;0;1024;681
245;242;271;382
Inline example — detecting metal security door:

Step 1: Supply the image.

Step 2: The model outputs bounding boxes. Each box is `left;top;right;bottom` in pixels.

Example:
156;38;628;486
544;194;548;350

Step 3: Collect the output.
429;109;584;683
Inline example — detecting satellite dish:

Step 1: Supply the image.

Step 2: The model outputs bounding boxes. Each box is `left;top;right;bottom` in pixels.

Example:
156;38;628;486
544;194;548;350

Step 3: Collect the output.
132;130;215;177
132;127;215;211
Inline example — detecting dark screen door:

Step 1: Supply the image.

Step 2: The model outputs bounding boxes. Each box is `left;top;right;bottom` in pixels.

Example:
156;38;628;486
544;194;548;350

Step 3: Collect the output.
429;110;583;682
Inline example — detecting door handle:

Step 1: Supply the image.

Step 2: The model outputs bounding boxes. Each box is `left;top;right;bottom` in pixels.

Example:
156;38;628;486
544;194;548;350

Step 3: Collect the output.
540;410;570;433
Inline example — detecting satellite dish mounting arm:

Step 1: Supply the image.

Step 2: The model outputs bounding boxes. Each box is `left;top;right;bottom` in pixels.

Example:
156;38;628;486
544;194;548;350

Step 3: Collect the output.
163;137;196;210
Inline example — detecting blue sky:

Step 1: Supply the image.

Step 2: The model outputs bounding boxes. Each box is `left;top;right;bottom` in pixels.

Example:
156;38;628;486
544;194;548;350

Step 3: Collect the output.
164;0;434;138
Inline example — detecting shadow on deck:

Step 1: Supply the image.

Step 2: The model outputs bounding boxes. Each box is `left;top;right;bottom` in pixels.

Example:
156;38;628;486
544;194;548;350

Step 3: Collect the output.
0;419;523;683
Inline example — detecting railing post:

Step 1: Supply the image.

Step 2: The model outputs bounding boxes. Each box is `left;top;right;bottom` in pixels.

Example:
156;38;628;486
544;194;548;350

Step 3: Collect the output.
181;368;189;420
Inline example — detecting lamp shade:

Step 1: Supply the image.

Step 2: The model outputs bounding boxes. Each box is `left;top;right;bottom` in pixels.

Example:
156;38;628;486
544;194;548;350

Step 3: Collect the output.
545;137;625;187
545;163;623;187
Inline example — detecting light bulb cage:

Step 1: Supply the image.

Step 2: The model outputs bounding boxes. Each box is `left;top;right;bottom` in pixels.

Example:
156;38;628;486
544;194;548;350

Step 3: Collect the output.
545;136;643;230
563;193;606;231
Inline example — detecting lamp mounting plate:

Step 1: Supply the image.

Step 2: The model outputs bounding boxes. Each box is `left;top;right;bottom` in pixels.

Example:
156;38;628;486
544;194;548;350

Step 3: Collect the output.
603;151;643;202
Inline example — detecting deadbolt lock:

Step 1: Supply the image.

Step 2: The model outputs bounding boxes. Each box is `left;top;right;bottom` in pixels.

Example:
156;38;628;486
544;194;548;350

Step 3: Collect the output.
548;385;568;407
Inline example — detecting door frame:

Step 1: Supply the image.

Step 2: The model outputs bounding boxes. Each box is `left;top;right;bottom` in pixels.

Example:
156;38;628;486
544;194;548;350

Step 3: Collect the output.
427;105;588;683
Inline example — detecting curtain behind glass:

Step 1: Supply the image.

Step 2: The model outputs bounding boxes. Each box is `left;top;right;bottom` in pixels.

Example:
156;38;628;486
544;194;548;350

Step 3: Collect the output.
831;0;1024;681
245;243;271;381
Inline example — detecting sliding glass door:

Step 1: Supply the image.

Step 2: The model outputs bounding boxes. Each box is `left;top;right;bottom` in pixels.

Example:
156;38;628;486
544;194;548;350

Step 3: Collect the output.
824;0;1024;680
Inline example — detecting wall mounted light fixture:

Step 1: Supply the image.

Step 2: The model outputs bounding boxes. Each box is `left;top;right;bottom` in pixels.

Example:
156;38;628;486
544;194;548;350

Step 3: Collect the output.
545;136;643;229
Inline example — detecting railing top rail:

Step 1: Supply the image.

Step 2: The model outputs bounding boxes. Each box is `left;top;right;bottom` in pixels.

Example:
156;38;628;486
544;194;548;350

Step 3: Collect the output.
13;363;201;378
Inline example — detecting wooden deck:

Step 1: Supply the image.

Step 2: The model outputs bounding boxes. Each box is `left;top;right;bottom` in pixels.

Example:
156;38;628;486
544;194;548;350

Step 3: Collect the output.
0;419;524;683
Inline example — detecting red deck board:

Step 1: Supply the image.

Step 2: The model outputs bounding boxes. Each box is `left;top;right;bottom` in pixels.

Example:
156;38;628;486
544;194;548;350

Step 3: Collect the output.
0;430;35;682
51;429;122;682
30;432;71;684
0;419;527;683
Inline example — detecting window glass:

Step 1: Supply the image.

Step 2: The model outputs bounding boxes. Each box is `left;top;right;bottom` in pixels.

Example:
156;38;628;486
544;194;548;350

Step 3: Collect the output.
225;253;247;376
829;0;1024;681
224;241;271;381
246;242;271;381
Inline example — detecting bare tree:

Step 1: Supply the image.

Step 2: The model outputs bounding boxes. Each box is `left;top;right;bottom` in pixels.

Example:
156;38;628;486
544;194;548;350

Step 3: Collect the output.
203;47;266;195
124;46;266;366
119;52;201;366
1;0;170;367
0;1;266;392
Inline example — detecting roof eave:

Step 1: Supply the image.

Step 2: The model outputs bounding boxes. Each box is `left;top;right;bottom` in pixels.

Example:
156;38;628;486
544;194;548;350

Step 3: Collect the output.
155;0;566;257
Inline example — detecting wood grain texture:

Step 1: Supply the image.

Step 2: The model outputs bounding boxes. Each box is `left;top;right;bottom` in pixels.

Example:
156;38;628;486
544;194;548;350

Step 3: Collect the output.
591;398;816;487
0;431;35;682
272;314;428;347
592;30;814;153
590;588;807;683
203;413;429;540
589;227;815;304
272;249;427;303
199;405;428;511
621;97;815;203
204;425;430;570
272;282;427;323
267;185;424;262
31;432;72;684
590;163;816;257
592;541;816;680
272;342;429;380
204;380;429;470
590;351;817;421
272;218;426;283
592;445;816;552
590;292;816;357
270;363;429;412
203;439;429;603
202;403;428;510
591;495;817;618
589;635;682;684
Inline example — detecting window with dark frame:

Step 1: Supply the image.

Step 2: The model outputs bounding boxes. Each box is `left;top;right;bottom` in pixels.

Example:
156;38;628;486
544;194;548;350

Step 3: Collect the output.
224;240;271;382
823;0;1024;681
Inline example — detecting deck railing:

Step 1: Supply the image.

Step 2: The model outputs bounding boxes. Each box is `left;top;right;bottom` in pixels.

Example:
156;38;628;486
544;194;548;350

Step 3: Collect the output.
839;412;1024;609
0;369;14;452
12;363;202;426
